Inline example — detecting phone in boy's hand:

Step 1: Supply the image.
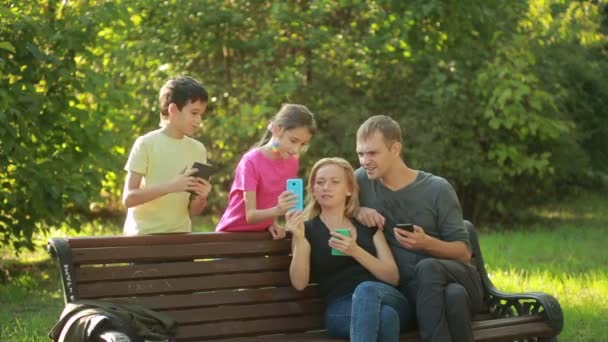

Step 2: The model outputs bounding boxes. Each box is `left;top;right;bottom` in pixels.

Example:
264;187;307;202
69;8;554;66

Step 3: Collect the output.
286;178;304;211
188;162;213;196
192;162;214;181
331;228;350;256
396;223;415;233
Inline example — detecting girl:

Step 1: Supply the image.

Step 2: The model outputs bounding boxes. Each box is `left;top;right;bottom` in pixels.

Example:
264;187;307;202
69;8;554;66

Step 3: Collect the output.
287;158;411;341
216;104;316;239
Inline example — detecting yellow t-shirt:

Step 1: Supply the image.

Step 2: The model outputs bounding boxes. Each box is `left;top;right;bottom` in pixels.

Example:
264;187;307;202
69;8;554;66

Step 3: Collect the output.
123;129;207;235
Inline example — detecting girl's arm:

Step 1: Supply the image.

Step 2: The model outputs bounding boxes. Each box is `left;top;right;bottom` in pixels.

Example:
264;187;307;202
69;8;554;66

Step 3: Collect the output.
243;191;297;224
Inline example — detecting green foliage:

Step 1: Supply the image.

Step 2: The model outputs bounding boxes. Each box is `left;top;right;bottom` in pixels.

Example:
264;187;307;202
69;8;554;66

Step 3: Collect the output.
0;1;136;250
1;0;607;248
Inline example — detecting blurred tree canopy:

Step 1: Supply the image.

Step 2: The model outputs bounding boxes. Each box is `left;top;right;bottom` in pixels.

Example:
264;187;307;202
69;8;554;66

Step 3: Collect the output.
1;0;607;250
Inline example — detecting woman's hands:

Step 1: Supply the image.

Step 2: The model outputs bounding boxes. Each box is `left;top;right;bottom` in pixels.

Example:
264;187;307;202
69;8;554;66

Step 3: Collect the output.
285;210;305;239
328;227;360;257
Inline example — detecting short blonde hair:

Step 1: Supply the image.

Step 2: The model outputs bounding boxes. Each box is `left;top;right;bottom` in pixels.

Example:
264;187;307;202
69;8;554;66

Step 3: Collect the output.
357;115;402;149
303;158;360;220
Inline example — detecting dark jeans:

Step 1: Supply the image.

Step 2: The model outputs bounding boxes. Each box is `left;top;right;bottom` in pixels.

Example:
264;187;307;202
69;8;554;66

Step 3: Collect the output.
325;281;412;342
401;258;484;342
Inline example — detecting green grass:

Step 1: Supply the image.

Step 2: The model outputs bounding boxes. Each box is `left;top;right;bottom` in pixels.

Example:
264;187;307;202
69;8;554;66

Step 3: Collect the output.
478;193;608;341
0;217;215;341
1;194;606;341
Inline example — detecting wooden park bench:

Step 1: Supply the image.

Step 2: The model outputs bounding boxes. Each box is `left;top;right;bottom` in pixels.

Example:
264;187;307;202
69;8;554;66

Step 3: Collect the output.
48;221;563;341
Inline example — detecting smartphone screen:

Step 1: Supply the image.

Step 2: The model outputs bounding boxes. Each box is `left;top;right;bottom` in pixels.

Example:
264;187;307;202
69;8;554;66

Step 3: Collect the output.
286;178;304;211
192;162;213;181
396;223;414;232
331;228;350;256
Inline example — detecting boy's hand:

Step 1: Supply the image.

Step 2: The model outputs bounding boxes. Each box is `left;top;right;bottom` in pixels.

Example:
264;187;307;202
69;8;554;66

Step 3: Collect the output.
268;222;286;240
274;191;298;216
171;169;199;193
191;178;212;200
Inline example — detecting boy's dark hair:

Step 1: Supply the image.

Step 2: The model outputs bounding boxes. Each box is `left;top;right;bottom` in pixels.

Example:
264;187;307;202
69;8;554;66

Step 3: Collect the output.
159;76;208;117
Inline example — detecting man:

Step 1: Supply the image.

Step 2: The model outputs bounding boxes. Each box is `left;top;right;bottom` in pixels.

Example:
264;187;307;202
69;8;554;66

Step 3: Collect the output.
354;115;483;342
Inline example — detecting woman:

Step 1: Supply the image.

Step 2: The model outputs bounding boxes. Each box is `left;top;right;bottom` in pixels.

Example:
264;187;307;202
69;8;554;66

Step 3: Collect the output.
287;157;411;341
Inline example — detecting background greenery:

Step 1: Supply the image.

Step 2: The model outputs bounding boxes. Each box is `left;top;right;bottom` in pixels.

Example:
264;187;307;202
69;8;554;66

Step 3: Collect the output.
1;2;607;339
1;1;607;251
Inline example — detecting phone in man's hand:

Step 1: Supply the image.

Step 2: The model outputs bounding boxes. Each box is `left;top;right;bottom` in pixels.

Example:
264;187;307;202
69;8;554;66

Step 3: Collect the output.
396;223;415;233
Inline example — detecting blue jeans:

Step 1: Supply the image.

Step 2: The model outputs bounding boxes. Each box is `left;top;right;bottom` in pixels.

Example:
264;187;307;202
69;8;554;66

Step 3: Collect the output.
325;281;412;342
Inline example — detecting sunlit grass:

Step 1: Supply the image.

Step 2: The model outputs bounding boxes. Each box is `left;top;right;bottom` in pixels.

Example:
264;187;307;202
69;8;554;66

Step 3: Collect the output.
0;217;214;341
478;193;608;341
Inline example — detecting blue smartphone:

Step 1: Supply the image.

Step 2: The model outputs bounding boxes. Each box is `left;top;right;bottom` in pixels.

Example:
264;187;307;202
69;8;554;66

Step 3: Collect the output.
286;178;304;211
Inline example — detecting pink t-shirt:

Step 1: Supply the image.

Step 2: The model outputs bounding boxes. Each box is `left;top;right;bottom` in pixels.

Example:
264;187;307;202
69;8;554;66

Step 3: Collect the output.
216;148;299;232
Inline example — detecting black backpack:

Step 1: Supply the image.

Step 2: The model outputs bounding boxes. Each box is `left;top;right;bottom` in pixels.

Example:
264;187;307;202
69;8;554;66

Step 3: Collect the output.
49;300;175;342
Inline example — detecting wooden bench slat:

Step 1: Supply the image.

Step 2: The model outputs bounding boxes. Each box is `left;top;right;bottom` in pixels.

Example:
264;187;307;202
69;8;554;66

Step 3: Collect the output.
75;256;291;283
205;331;345;342
67;232;272;248
167;299;325;324
107;286;320;311
474;321;555;341
176;314;325;339
472;315;543;330
206;330;422;342
78;271;291;298
471;312;493;321
71;240;291;264
203;317;550;342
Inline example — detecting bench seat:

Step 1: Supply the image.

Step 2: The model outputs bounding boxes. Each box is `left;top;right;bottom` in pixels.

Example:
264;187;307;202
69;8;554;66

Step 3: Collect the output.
48;222;562;341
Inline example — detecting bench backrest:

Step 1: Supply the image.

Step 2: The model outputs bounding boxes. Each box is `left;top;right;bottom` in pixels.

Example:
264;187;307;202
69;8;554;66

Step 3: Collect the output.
49;222;491;340
48;232;325;340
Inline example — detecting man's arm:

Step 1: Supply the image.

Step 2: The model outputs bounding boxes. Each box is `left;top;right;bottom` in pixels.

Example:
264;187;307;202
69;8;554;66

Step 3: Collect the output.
393;227;471;262
392;177;471;262
355;207;386;229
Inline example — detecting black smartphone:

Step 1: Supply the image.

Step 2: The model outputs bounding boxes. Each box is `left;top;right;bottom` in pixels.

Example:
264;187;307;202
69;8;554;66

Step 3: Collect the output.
396;223;414;232
192;162;214;181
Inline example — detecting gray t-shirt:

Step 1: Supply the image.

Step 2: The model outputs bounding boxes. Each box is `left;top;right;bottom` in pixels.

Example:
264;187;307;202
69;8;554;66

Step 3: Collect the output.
355;168;470;282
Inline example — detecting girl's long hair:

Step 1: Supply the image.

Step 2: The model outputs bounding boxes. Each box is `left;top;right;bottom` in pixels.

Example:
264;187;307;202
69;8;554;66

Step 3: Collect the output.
253;104;317;148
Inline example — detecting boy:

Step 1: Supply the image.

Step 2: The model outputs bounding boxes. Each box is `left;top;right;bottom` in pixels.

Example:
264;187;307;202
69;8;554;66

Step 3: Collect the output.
122;76;212;235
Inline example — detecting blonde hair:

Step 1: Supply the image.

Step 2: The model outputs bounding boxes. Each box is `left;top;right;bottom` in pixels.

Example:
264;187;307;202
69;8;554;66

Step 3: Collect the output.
303;157;360;220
